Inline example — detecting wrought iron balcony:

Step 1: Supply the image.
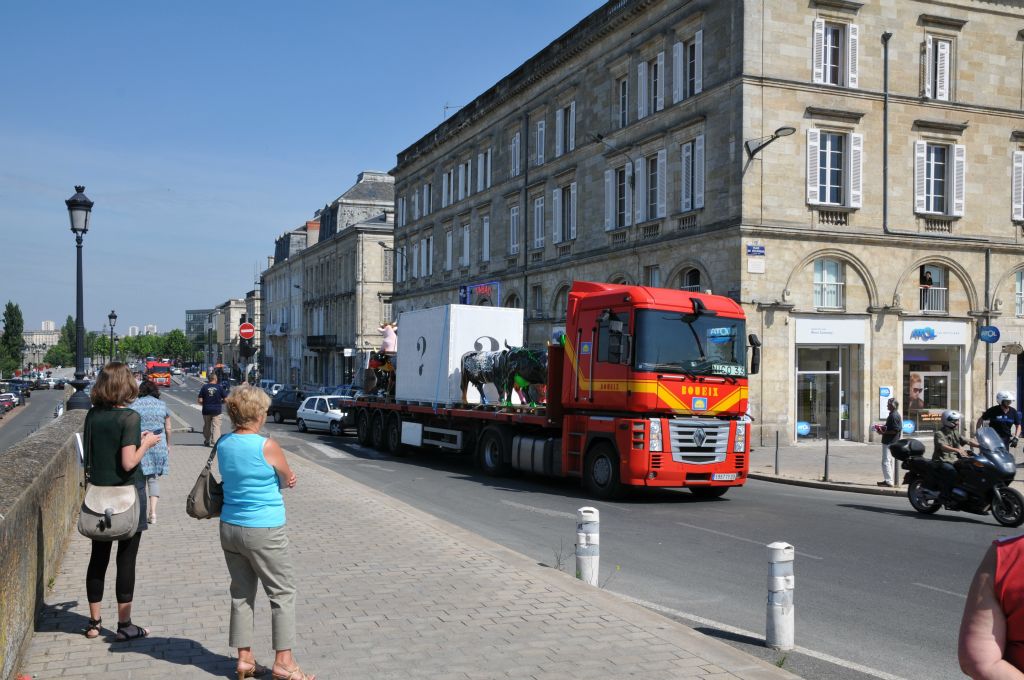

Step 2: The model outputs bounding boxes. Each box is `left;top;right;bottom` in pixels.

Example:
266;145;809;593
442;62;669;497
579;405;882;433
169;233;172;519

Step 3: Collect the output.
306;335;337;349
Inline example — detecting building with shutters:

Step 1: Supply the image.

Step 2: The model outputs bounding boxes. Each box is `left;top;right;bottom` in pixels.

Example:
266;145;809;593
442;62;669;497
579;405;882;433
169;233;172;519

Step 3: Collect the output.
390;0;1024;445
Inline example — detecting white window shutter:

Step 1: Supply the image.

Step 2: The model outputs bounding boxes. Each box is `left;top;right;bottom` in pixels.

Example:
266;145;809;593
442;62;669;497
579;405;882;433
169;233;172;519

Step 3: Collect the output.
924;37;934;98
555;109;564;157
635;156;647;223
552;188;562;244
412;242;418;278
694;30;703;94
510;207;519;252
510;138;516;176
568;101;576;151
569;181;577;239
936;40;950;101
442;172;449;208
849;133;863;208
806;128;821;205
458;164;465;201
537;120;545;165
604;169;614;231
477;152;484;192
624;163;633;226
638;61;648;119
486;147;492;187
428;236;433;275
672;42;683;103
482;216;490;261
423;184;429;215
847;24;859;89
534;198;545;247
914;140;928;213
694;134;705;209
656;51;665;111
681;142;693;212
462;225;470;266
445;230;452;270
812;19;825;84
952;144;966;216
1013;151;1024;221
656;148;667;218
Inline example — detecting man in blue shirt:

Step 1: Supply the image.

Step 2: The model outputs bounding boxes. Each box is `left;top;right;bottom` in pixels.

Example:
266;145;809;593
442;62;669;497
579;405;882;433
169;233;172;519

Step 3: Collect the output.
977;391;1022;451
198;372;228;446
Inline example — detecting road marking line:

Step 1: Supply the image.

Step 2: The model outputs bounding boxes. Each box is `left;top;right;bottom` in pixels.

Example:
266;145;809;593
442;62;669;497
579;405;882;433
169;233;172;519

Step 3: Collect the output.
358;463;397;472
306;441;355;460
500;499;576;519
674;521;824;560
912;582;966;599
617;594;909;680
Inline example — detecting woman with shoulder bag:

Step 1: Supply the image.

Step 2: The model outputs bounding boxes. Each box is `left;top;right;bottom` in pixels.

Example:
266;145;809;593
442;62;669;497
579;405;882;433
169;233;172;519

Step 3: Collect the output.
82;362;160;641
218;385;315;680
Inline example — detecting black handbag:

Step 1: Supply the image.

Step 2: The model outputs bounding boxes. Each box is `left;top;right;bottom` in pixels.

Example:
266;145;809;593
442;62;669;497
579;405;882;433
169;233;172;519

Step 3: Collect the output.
186;445;223;519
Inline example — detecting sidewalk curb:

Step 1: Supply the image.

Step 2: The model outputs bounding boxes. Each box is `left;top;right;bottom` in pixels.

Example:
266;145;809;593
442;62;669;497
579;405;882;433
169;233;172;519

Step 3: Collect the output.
749;472;907;496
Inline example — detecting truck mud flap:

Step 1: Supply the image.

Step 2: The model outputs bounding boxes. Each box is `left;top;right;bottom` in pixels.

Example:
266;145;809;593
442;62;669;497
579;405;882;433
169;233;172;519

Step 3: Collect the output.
510;435;562;476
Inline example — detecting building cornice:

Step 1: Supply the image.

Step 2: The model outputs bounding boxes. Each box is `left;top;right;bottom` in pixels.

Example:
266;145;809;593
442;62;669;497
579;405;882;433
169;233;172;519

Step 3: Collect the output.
805;106;866;123
811;0;863;14
919;13;968;31
913;119;969;135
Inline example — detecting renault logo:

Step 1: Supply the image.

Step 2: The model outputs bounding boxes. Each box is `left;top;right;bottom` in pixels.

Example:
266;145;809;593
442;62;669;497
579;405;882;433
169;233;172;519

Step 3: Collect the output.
692;428;707;447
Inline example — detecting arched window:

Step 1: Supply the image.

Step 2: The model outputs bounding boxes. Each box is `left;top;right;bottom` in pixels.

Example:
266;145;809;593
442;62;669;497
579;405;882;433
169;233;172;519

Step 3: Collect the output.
813;258;844;308
918;264;947;313
476;297;493;307
552;286;570;321
609;274;629;285
504;293;521;309
679;268;701;292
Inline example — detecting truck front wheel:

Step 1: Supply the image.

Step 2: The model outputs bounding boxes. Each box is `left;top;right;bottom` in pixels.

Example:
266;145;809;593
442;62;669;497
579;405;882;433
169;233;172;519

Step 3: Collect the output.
585;444;621;500
356;409;372;446
477;428;511;476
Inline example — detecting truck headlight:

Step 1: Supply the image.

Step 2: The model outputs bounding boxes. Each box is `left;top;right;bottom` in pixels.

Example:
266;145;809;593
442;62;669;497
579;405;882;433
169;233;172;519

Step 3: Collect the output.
649;418;663;452
734;422;747;453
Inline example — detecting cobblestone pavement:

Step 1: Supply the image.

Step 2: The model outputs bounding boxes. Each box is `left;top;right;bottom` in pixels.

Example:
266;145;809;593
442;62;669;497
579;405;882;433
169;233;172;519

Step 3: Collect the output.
21;442;795;679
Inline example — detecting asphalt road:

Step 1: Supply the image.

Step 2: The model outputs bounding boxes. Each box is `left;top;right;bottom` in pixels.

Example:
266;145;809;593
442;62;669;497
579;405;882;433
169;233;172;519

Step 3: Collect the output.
159;380;996;680
0;386;65;455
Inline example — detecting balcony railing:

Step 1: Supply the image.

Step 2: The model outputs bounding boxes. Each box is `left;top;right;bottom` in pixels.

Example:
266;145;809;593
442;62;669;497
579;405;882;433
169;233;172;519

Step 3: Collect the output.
679;284;702;292
920;286;948;313
306;335;337;349
814;282;844;309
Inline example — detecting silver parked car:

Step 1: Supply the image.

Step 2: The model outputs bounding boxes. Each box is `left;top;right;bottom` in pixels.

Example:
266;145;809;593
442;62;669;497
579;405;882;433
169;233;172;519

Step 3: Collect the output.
295;395;353;436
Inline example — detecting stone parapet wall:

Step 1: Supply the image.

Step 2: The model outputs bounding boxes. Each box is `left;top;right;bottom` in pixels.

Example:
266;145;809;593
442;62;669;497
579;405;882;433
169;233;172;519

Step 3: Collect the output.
0;410;85;680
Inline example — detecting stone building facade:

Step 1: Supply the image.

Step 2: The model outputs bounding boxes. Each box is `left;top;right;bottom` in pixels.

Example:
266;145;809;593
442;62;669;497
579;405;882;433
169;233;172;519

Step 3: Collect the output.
263;224;312;386
391;0;1024;444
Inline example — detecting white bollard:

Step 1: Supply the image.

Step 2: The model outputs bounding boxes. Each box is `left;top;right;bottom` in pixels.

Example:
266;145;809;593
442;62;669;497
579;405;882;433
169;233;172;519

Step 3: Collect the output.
765;541;795;651
576;507;599;586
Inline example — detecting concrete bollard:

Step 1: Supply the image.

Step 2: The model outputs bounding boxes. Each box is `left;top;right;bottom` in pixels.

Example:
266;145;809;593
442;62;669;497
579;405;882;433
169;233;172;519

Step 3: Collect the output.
766;541;795;651
576;507;599;586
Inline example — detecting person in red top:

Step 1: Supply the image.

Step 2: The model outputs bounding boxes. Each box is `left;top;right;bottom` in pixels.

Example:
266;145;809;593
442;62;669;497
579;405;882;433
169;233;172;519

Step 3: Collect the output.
959;534;1024;678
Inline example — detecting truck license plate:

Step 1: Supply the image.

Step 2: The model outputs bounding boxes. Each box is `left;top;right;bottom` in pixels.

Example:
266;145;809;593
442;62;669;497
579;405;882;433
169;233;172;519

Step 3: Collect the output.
711;473;737;481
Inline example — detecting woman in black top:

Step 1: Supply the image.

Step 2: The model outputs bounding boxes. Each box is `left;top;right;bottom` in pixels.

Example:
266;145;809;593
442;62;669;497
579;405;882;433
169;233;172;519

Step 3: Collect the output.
82;363;159;641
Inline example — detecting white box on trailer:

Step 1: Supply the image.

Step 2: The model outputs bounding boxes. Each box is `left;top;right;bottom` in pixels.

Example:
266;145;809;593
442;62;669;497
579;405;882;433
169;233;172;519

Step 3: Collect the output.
396;305;524;405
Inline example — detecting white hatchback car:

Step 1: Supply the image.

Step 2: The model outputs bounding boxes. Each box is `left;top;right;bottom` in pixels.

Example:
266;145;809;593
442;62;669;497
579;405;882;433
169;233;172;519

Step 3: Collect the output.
295;395;352;436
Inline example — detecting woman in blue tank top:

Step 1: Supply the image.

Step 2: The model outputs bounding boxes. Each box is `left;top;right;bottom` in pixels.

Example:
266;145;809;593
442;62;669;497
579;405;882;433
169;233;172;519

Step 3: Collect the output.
217;385;315;680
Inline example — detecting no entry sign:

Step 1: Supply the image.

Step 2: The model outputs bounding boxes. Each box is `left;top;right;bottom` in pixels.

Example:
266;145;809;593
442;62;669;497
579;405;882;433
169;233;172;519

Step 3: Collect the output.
239;322;255;340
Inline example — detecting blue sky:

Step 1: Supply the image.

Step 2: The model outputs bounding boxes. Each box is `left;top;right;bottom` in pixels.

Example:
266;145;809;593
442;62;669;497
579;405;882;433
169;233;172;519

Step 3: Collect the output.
0;0;603;334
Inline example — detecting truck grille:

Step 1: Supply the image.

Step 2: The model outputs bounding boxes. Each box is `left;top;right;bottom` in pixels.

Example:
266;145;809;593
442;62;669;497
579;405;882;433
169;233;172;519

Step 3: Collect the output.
668;419;730;465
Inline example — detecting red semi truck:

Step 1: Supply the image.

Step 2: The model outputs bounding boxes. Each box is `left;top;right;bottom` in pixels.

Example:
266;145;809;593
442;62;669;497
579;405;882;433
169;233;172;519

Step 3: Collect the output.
352;281;759;499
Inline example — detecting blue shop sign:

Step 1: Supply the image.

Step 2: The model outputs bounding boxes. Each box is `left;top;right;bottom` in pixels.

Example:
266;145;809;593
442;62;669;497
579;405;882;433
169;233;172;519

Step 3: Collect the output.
902;421;916;435
746;245;766;256
796;421;812;436
979;326;1001;343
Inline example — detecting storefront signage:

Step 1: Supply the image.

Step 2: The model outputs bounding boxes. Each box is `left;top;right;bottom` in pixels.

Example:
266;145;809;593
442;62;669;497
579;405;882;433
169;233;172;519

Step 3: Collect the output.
796;421;811;437
903;320;969;345
795;317;866;344
879;386;893;420
978;326;1001;343
746;245;765;256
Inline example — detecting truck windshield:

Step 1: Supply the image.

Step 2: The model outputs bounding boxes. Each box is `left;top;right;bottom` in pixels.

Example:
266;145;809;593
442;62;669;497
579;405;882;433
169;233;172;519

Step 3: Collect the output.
633;309;746;378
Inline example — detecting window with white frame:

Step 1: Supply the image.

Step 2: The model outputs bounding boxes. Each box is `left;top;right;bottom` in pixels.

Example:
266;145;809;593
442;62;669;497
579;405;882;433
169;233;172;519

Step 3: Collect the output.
681;135;705;212
644;265;661;288
919;264;947;312
510;132;521;177
1016;271;1023;317
531;285;543;316
396;246;407;283
533;196;545;248
411;240;419;278
604;164;633;230
634;150;666;223
457;160;471;201
461;224;470;267
812;19;859;88
422;183;431;216
673;31;703;103
444;229;453;271
806;129;863;208
442;169;454;208
679;268;701;292
555;101;575;157
1011;150;1023;222
509;205;520;254
552;182;577;244
397;197;406;227
923;35;953;101
477;148;492;192
914;141;965;216
412;191;420;220
382;297;392;324
383;249;394;281
536;119;546;165
481;215;490;262
617;76;628;128
638;51;664;119
813;258;844;308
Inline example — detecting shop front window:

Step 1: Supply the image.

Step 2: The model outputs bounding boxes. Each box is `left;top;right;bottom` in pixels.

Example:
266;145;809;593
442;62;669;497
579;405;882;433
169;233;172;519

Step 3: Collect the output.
795;345;862;440
904;346;961;434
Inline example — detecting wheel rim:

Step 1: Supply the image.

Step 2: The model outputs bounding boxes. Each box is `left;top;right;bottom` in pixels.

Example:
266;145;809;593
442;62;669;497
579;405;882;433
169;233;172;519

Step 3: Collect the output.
298;419;306;432
330;421;340;435
357;412;370;442
483;439;500;468
591;455;612;488
994;489;1024;524
388;420;400;450
909;479;939;511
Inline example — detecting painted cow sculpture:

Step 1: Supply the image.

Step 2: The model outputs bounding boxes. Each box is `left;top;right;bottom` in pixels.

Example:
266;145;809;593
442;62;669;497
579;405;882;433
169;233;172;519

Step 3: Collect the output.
460;344;547;406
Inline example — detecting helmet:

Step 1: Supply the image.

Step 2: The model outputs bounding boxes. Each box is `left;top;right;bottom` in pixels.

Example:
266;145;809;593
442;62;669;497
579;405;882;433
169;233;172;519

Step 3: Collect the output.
997;391;1015;404
942;410;962;429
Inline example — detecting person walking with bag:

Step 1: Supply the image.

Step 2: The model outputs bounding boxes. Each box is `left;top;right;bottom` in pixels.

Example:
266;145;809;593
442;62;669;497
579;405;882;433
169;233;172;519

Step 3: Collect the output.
130;380;172;524
218;385;315;680
82;363;160;641
877;398;903;487
198;371;228;446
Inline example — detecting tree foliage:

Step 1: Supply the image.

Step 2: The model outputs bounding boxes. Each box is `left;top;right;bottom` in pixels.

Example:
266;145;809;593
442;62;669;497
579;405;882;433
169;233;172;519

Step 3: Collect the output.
0;301;25;376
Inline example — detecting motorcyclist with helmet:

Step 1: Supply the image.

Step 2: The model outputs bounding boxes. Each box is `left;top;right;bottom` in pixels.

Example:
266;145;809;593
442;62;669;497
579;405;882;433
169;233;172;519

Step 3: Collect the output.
934;409;979;501
976;391;1022;452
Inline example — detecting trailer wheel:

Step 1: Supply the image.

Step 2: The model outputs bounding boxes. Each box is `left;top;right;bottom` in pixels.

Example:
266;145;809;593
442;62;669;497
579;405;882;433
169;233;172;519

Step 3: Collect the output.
477;428;511;476
584;443;621;500
385;413;406;456
356;409;372;446
371;410;386;450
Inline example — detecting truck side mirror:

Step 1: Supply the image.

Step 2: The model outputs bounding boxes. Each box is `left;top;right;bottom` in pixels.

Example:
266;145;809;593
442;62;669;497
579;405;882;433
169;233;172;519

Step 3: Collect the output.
748;333;761;375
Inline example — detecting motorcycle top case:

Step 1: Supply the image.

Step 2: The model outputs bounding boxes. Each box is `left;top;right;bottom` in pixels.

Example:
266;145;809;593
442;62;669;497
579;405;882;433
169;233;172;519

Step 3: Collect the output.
395;304;525;405
888;438;926;461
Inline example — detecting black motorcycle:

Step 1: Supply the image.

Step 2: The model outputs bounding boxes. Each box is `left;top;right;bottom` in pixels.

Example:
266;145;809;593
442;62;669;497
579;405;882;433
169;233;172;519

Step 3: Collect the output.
889;426;1024;527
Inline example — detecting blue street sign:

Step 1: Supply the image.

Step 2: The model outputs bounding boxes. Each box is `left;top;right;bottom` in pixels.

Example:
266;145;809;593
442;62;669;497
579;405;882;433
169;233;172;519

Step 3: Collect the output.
979;326;1001;343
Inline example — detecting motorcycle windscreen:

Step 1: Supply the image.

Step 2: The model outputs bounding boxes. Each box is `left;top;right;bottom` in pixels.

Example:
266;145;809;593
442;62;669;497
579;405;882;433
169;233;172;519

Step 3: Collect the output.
977;427;1017;474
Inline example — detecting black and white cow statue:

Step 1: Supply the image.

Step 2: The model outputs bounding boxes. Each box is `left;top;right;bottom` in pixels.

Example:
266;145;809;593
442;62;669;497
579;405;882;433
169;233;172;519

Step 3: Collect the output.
459;345;547;406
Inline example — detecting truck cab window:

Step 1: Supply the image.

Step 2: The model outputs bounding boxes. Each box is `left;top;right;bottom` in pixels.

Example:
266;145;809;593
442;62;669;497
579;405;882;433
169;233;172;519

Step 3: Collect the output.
597;310;630;364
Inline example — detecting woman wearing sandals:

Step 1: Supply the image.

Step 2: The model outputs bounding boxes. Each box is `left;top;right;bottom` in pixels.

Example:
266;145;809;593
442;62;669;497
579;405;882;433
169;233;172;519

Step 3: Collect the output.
219;385;316;680
82;363;161;642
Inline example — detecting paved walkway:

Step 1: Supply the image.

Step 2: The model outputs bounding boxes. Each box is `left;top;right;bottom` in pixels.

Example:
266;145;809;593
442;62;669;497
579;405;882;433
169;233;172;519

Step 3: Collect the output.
21;441;795;680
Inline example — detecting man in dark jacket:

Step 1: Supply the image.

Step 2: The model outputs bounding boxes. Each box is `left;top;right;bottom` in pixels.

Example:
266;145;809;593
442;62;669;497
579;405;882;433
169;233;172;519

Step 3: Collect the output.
198;372;228;446
878;398;903;487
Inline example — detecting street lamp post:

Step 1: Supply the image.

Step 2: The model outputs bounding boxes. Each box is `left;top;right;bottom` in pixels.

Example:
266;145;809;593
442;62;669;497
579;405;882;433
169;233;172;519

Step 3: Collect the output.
66;186;94;410
108;309;117;365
